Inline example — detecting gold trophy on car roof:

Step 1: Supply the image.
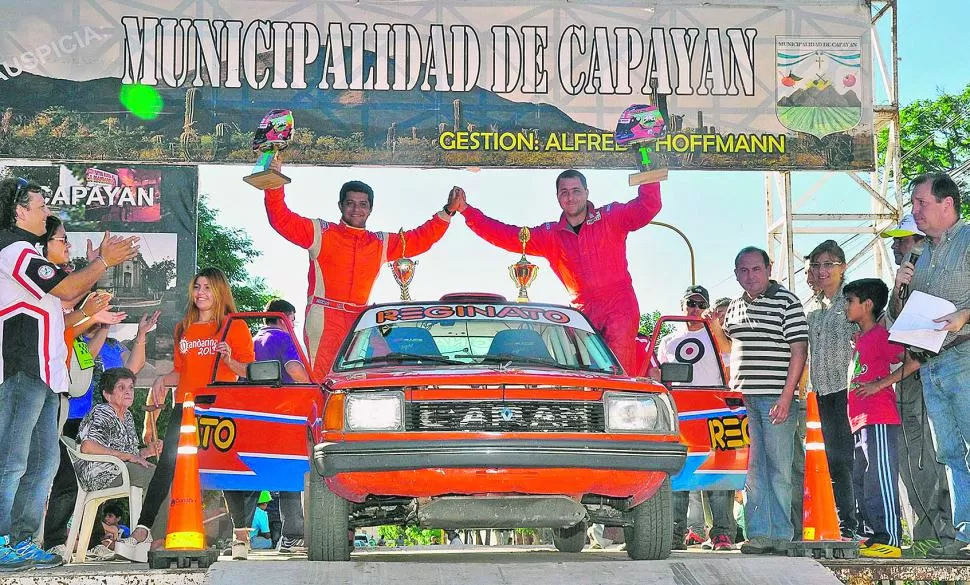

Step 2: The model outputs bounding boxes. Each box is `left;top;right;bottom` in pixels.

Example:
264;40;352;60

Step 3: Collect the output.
389;229;417;301
509;227;539;303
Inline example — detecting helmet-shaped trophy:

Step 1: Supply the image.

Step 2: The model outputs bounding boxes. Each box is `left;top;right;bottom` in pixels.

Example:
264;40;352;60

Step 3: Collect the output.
243;109;294;189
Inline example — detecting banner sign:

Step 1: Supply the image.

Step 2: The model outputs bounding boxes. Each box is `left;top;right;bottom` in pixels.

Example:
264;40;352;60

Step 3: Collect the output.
0;1;873;171
0;163;198;386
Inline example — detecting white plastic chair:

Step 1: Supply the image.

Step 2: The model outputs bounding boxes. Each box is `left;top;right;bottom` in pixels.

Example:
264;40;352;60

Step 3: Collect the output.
61;437;143;563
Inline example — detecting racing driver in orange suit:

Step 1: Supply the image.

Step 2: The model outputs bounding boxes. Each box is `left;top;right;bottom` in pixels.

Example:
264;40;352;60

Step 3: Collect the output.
452;170;662;374
264;160;461;381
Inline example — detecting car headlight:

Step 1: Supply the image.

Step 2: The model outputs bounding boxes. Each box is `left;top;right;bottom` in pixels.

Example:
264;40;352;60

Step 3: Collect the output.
604;392;675;433
344;392;405;431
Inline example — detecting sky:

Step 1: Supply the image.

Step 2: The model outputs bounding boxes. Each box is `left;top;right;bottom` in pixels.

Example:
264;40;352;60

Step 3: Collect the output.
201;1;970;326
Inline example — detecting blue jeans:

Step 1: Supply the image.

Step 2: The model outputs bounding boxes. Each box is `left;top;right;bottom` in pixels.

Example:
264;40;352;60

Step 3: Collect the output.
921;342;970;543
0;372;61;541
743;394;798;542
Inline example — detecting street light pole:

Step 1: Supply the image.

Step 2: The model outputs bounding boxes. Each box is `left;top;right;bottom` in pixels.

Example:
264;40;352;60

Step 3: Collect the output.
651;221;696;286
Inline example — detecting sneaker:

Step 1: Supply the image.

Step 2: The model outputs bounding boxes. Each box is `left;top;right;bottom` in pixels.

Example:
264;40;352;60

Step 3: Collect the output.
711;534;734;551
46;544;69;563
701;539;714;550
86;544;116;561
860;543;902;558
0;536;29;572
278;536;306;553
684;528;705;546
13;538;64;569
671;538;687;551
927;540;968;559
740;536;776;555
231;541;248;560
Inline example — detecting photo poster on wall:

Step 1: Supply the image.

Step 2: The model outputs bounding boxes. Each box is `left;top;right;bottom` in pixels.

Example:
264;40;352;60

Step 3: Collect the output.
1;163;198;386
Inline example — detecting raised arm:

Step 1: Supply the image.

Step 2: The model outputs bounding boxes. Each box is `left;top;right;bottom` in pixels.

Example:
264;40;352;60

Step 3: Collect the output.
386;212;451;260
461;204;551;258
264;186;315;249
608;182;663;232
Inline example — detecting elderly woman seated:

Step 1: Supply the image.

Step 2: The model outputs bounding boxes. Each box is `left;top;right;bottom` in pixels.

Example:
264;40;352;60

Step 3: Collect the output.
76;367;162;559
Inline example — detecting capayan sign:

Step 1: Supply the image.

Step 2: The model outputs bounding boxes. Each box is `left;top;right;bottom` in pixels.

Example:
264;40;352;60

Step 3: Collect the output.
0;1;873;171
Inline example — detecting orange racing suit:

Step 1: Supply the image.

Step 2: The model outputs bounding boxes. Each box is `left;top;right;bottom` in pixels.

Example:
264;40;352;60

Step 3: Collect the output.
461;183;662;374
264;186;451;381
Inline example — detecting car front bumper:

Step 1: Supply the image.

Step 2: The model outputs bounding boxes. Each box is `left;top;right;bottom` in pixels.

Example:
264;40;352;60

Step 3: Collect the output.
311;438;686;478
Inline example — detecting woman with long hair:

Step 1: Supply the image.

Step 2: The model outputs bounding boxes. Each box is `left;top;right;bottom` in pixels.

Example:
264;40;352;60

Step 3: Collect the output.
122;267;255;561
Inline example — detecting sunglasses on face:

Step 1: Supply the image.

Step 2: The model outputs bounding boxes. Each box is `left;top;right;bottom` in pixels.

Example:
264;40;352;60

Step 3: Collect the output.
685;300;708;309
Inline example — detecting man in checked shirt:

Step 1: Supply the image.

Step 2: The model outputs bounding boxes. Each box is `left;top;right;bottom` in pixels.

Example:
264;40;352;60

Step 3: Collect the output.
889;172;970;559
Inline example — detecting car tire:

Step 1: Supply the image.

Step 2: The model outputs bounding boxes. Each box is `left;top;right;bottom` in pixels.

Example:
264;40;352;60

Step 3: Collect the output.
624;477;673;560
552;520;588;553
304;471;351;561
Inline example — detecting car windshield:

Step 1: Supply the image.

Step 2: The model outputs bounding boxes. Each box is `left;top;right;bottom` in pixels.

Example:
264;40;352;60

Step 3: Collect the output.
334;305;619;373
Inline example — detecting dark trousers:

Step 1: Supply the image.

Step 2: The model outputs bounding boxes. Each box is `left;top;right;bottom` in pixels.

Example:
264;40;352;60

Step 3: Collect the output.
673;490;737;542
817;390;859;536
791;400;806;537
42;419;82;548
139;402;182;528
853;424;902;547
279;492;305;540
896;374;957;544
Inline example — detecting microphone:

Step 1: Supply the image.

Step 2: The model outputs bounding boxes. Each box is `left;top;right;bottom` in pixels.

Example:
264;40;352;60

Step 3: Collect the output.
899;242;924;301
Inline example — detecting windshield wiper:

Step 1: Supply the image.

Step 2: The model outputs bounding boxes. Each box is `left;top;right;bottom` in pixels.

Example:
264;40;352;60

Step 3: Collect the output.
457;354;586;371
342;352;464;366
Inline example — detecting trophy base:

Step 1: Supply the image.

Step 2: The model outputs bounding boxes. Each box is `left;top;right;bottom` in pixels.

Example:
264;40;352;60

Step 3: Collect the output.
628;168;668;185
243;169;292;190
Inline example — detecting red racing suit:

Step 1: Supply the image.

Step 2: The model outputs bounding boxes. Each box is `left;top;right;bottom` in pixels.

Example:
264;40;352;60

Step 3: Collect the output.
265;186;451;381
461;183;662;374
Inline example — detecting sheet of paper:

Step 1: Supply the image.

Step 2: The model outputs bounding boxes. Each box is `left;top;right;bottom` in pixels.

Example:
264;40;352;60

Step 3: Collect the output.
888;291;956;353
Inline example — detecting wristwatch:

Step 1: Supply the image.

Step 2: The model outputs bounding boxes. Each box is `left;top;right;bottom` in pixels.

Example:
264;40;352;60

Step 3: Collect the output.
441;204;456;217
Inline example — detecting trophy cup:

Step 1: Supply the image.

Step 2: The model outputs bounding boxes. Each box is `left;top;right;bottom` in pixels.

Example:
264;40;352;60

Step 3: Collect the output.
389;229;417;301
243;109;294;189
508;227;539;303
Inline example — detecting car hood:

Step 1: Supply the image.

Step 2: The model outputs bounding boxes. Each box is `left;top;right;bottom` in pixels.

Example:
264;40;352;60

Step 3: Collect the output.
325;366;665;393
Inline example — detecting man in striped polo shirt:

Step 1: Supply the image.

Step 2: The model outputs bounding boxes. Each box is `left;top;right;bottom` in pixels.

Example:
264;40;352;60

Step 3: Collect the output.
723;246;808;555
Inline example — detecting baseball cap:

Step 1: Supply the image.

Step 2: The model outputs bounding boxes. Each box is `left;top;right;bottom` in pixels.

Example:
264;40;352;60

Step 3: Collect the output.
682;285;710;303
880;214;924;238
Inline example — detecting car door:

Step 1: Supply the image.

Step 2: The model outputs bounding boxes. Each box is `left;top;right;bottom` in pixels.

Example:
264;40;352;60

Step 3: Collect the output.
645;316;749;492
194;313;324;492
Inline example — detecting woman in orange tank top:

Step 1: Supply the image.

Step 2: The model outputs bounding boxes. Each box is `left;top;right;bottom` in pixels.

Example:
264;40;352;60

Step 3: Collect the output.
122;268;256;561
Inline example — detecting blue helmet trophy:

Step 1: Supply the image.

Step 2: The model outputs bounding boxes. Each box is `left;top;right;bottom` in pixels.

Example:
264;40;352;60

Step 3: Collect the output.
243;109;294;189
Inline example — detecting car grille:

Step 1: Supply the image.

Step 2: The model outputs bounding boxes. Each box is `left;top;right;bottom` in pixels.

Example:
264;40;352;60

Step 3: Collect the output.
405;401;605;433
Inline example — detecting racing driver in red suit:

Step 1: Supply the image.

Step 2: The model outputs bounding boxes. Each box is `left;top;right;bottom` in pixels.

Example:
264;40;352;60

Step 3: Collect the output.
264;160;462;381
453;170;662;374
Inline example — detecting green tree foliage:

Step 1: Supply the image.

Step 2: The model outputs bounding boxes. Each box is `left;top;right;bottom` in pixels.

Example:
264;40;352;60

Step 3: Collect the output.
639;310;675;340
880;83;970;190
196;194;274;312
376;525;443;545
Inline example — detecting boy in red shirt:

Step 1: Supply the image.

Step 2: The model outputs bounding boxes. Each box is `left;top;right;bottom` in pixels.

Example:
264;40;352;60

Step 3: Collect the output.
845;278;921;558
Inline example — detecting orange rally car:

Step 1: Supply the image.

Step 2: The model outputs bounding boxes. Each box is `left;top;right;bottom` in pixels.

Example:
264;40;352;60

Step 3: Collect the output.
196;294;748;561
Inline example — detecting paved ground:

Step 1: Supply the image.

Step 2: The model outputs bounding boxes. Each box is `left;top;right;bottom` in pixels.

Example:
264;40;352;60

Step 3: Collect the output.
0;546;841;585
4;545;970;584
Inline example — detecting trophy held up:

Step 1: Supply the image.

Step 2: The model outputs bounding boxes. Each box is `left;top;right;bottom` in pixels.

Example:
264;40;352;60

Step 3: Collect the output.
614;96;670;186
509;227;539;303
389;229;417;301
243;109;294;190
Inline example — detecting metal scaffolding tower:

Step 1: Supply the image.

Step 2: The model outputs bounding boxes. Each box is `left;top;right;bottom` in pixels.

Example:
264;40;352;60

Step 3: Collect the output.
765;0;901;292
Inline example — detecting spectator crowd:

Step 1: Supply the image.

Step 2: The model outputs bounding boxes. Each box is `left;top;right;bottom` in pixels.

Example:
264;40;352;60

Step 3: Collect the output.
0;170;968;570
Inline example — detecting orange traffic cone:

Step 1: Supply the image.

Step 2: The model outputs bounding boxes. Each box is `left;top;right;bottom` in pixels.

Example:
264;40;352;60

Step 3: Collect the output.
164;395;206;550
801;391;841;541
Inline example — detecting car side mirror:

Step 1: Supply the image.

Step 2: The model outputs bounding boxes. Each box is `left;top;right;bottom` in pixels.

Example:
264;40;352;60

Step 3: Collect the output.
660;362;693;384
248;360;282;384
